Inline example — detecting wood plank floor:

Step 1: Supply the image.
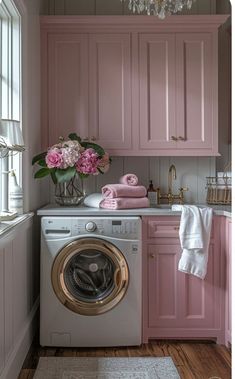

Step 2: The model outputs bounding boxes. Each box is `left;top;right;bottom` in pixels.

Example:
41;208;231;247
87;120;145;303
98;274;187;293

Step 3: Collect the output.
18;339;231;379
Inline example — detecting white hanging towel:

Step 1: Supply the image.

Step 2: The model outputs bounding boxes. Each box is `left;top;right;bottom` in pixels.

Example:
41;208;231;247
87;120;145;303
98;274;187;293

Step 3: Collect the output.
172;205;213;279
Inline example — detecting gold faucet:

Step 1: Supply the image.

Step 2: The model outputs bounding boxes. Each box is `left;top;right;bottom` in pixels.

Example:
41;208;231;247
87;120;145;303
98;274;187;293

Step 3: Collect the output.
157;164;188;205
168;164;177;195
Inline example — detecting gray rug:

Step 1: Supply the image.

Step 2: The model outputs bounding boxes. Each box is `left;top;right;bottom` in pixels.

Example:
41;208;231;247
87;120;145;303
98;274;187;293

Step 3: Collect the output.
33;357;180;379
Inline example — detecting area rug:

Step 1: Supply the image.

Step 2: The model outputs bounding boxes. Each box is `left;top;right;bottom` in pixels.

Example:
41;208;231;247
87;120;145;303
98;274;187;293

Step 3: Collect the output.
33;357;180;379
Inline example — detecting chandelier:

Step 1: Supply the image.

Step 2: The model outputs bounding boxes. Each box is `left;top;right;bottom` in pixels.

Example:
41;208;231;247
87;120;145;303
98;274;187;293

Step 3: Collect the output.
121;0;195;19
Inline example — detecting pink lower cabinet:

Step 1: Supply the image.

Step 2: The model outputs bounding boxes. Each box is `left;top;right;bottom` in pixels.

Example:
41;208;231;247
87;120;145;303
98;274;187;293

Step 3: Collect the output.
142;216;225;344
225;217;232;347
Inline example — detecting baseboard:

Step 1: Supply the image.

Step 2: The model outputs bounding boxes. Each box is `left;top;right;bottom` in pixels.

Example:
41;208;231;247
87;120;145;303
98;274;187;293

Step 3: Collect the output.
0;297;39;379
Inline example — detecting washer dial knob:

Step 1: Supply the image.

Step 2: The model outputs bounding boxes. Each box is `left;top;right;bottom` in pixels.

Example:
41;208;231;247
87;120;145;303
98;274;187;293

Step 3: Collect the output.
85;221;97;232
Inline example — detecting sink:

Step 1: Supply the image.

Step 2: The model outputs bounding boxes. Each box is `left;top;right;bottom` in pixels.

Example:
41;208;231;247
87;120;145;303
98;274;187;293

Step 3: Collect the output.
150;204;173;210
150;204;206;211
155;205;172;209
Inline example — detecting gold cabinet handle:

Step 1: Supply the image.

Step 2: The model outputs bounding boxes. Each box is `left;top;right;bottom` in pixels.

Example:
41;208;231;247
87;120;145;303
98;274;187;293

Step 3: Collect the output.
171;136;178;141
149;254;155;258
178;136;186;141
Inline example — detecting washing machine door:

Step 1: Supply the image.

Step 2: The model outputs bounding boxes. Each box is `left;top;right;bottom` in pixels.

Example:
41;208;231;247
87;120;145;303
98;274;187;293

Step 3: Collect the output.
51;238;129;315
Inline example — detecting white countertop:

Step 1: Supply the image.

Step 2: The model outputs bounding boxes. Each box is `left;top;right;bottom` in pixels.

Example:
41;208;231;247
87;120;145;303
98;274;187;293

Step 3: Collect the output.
37;204;232;218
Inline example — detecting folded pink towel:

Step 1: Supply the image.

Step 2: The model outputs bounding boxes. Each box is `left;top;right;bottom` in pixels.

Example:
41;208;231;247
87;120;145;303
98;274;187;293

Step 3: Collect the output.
100;197;149;210
120;174;138;186
102;184;147;198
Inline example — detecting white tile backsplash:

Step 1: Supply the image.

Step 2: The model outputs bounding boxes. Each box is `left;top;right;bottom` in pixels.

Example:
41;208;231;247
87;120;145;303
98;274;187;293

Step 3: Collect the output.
49;156;216;204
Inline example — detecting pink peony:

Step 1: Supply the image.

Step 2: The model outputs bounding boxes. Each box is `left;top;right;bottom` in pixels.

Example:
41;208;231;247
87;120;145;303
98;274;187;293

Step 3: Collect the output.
76;148;99;175
98;152;110;174
60;147;80;169
46;148;63;168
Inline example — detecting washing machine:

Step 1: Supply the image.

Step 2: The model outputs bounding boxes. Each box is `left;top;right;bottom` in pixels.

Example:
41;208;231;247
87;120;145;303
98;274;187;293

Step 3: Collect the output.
40;216;142;347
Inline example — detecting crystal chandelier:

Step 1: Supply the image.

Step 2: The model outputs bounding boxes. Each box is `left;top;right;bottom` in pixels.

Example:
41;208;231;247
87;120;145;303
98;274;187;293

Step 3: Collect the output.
121;0;195;19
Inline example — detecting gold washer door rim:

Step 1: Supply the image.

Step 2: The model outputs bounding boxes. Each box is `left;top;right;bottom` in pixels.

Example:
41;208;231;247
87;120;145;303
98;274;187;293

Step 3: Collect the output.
51;237;129;316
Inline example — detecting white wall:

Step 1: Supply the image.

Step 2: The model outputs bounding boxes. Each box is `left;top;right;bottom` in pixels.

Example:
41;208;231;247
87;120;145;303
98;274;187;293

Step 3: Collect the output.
0;217;38;379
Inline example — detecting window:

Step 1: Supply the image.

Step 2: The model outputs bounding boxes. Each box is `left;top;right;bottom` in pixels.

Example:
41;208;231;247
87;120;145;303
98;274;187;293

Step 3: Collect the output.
0;0;21;213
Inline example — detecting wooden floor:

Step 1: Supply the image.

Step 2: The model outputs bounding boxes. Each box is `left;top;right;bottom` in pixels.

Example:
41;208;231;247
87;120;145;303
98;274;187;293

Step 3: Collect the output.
18;339;231;379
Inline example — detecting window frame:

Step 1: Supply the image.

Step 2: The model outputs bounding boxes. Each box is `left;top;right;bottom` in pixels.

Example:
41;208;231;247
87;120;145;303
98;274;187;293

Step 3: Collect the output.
0;0;21;213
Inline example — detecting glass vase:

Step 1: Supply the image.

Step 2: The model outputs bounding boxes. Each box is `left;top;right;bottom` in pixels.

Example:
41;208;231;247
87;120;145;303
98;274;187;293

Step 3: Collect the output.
54;175;85;206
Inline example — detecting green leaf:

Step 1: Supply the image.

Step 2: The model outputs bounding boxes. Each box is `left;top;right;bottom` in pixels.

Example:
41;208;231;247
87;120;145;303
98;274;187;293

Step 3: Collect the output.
38;159;47;167
50;169;58;184
78;173;89;179
55;167;76;183
81;142;105;157
68;133;82;143
32;152;47;166
34;168;50;179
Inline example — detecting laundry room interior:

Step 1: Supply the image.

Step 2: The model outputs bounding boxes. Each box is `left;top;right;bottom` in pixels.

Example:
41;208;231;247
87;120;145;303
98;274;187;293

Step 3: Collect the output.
0;0;232;378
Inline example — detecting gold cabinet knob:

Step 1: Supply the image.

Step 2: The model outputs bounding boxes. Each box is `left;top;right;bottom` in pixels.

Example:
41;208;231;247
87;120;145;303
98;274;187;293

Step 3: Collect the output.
174;226;180;231
171;136;178;141
149;254;155;258
178;136;186;141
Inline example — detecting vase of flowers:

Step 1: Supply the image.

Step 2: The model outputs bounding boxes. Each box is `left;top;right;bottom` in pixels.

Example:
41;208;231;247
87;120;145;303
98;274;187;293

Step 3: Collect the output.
32;133;111;206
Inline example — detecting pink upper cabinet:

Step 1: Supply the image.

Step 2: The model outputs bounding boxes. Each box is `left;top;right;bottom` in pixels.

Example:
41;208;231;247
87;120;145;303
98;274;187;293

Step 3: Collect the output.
89;34;132;151
41;16;228;155
176;33;215;151
139;32;218;155
139;34;176;150
47;34;89;146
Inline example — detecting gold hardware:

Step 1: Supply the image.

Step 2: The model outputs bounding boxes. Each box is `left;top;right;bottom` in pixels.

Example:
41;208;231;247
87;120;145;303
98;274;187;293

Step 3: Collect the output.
168;164;177;195
171;136;178;141
178;136;186;141
179;187;189;192
156;165;189;206
91;136;97;141
174;226;180;231
149;254;155;258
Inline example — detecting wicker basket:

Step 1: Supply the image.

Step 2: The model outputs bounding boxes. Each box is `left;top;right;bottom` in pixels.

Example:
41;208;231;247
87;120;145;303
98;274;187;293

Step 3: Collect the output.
206;173;231;205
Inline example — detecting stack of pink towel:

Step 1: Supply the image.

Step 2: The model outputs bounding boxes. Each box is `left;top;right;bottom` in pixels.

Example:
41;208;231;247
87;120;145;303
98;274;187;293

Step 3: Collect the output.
100;174;149;210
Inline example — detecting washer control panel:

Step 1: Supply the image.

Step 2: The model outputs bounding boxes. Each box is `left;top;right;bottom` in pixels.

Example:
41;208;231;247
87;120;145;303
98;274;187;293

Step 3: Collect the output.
42;217;141;240
85;221;97;232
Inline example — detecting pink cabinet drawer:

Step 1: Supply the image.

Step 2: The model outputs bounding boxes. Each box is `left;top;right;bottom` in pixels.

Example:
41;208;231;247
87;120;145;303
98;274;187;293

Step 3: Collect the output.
148;219;180;238
147;218;214;239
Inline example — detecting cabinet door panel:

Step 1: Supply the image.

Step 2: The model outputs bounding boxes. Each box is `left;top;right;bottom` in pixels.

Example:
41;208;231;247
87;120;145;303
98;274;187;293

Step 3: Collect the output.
179;245;216;328
225;219;231;345
148;242;220;331
48;34;88;144
148;244;181;328
139;34;176;150
4;243;14;364
176;33;213;149
0;249;4;375
89;34;132;150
